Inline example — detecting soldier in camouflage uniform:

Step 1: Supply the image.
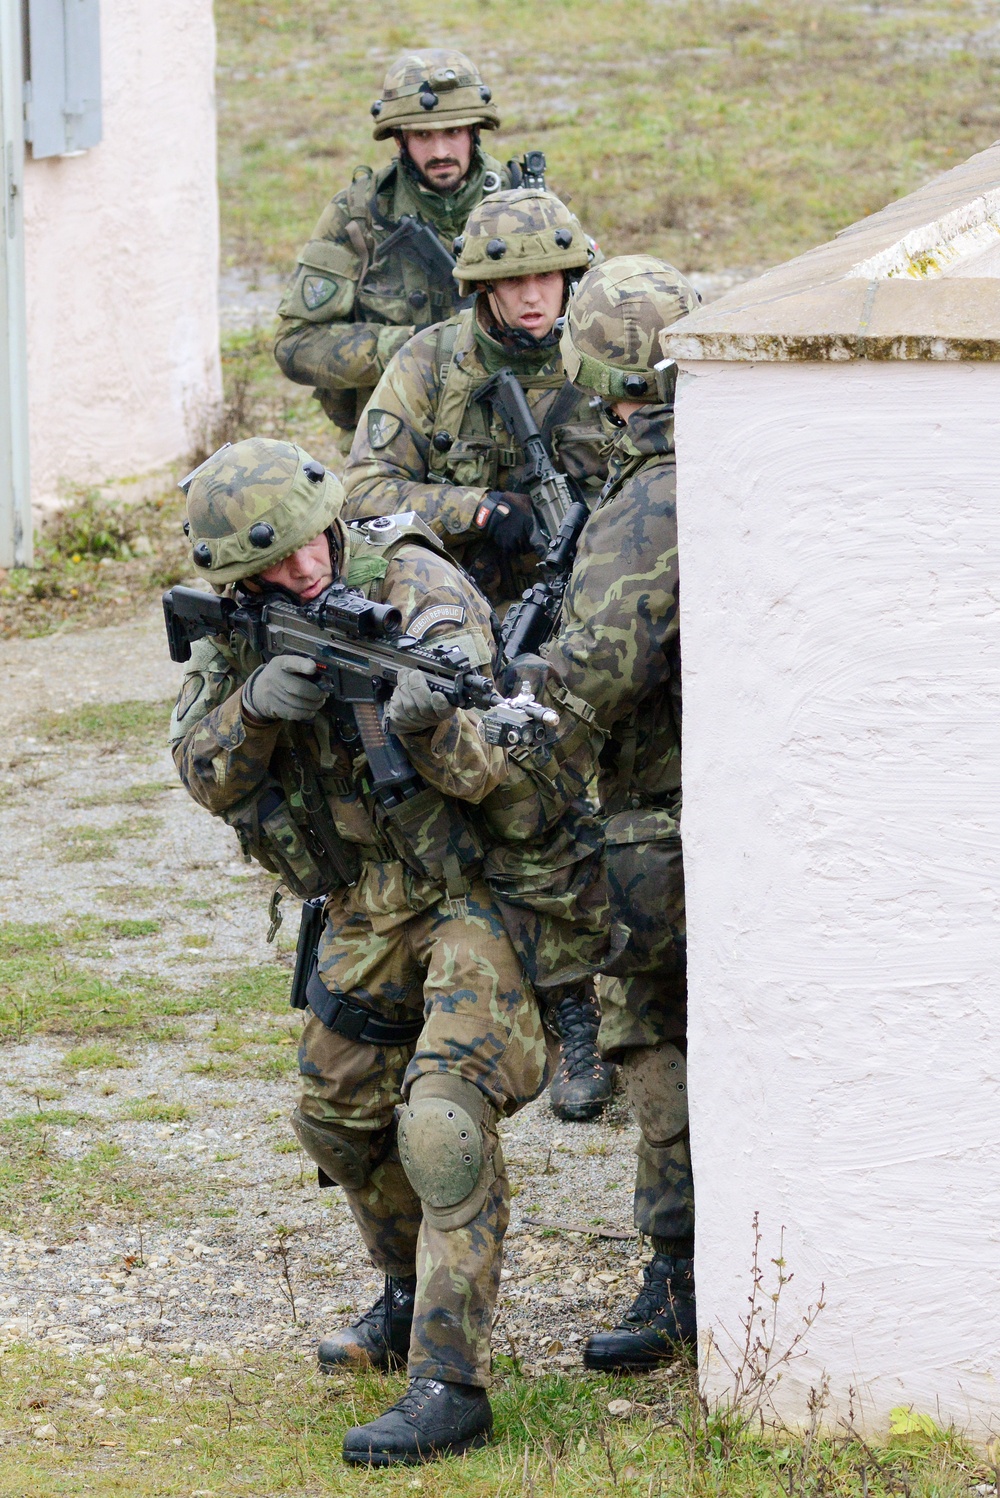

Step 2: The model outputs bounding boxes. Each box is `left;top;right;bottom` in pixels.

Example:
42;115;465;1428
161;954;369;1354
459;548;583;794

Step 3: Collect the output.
342;187;607;612
275;49;521;444
541;256;704;1370
168;436;602;1464
342;190;615;1121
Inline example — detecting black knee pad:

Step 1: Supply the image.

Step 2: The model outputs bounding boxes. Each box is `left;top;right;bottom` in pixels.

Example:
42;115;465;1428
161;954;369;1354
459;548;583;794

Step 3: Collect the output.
290;1107;389;1190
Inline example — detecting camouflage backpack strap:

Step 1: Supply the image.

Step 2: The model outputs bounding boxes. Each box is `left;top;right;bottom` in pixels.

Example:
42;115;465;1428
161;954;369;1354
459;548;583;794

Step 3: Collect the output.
539;379;585;452
428;314;481;476
344;165;376;288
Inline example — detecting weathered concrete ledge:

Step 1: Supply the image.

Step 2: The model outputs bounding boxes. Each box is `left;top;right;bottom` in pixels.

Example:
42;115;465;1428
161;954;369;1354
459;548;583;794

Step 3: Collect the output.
661;140;1000;360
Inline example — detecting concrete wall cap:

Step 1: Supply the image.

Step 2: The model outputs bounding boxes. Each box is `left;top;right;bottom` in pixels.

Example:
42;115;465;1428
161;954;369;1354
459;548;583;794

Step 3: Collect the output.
661;141;1000;361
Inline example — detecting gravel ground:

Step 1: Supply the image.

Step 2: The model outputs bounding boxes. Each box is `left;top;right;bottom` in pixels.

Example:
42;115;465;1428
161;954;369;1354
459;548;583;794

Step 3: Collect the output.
0;607;647;1377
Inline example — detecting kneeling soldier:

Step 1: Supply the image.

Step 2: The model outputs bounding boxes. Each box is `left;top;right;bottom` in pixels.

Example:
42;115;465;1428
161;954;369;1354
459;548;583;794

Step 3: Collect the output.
169;437;558;1464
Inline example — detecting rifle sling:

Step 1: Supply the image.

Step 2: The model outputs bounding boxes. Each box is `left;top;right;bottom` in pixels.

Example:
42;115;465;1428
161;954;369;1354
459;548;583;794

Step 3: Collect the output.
539;379;582;453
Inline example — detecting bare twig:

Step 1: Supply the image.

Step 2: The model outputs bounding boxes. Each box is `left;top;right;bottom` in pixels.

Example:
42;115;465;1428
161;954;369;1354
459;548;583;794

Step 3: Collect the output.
522;1217;636;1240
269;1226;298;1323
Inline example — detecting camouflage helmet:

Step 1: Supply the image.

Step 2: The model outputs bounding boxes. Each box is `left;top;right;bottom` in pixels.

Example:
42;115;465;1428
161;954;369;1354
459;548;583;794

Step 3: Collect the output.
560;255;700;401
453;189;593;295
181;437;344;586
371;49;500;141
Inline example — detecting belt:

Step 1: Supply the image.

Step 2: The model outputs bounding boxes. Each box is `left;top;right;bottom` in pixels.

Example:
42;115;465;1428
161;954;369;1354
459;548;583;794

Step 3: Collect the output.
305;966;424;1046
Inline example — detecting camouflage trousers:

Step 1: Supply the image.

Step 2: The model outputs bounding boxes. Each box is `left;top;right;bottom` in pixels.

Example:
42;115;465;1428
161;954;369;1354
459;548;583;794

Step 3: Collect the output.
596;807;693;1249
298;864;552;1387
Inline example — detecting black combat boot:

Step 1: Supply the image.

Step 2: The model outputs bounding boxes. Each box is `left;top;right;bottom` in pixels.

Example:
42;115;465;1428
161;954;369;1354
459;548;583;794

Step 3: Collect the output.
342;1376;494;1466
548;987;616;1122
583;1251;696;1371
317;1274;416;1373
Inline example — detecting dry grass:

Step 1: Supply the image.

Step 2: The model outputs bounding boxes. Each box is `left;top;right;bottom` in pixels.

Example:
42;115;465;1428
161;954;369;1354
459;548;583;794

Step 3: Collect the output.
216;0;1000;275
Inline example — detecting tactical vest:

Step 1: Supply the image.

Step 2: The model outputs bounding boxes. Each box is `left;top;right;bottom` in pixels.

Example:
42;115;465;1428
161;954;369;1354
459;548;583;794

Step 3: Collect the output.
217;515;490;903
426;312;607;495
283;158;510;433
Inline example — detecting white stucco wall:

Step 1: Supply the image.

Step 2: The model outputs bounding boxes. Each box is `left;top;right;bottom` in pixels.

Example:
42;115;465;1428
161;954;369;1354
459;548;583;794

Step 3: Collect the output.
676;358;1000;1438
23;0;221;507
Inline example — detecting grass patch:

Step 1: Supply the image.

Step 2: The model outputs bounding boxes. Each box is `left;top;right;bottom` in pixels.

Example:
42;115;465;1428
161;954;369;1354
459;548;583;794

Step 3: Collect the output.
251;1052;296;1081
36;700;172;751
61;1044;133;1071
0;924;289;1041
68;782;175;809
0;482;192;641
216;0;1000;277
120;1099;190;1124
0;1130;180;1232
0;1346;989;1497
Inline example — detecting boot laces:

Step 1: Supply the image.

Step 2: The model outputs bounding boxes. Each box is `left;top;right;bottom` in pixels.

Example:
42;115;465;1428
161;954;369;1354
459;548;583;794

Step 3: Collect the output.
622;1258;687;1326
351;1276;413;1348
553;993;603;1079
387;1377;443;1419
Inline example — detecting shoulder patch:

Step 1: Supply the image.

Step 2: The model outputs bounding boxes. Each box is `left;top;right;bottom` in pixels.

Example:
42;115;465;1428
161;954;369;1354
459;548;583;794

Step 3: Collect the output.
368;409;403;450
406;603;467;640
302;275;336;310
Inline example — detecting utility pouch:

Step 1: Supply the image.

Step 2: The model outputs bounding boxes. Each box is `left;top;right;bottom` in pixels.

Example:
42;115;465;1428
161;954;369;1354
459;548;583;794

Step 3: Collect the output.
375;785;485;898
602;807;685;977
223;778;354;900
290;897;326;1010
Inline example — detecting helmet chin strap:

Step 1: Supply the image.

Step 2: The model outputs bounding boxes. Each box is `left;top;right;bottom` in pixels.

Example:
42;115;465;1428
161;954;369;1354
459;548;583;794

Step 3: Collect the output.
236;529;340;602
482;283;566;354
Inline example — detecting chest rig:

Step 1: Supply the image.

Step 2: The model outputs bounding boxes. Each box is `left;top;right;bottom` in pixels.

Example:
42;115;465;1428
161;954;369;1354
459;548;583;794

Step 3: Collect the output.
217;515;489;905
346;163;492;335
426;312;573;492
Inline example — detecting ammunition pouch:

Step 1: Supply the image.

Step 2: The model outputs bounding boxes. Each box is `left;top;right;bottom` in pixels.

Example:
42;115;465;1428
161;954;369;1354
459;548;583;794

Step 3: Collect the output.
222;776;360;900
374;784;485;901
602;807;686;979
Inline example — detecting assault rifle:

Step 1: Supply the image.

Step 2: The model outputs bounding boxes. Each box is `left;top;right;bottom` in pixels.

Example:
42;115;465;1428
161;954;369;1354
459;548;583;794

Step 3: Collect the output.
499;496;591;662
373;215;459;301
474;367;580;546
163;577;559;800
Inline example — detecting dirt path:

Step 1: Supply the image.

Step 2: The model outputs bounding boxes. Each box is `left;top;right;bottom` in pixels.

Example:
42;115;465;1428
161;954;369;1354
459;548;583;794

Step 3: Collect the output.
0;609;643;1375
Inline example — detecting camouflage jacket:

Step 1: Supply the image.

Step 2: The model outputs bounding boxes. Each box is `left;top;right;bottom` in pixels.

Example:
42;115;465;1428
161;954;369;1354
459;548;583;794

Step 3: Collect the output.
169;515;605;950
544;404;681;812
274;148;512;433
341;305;608;609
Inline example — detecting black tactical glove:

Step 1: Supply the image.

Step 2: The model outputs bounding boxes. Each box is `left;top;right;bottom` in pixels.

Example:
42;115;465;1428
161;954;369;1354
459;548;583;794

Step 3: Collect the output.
386;668;456;735
472;491;536;555
242;656;325;723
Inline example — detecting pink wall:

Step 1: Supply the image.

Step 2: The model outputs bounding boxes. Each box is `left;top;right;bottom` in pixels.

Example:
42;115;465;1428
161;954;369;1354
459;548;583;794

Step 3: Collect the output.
23;0;221;507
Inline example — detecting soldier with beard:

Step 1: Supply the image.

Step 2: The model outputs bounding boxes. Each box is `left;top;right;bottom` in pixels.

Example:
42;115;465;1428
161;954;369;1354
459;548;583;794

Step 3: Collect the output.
275;49;523;444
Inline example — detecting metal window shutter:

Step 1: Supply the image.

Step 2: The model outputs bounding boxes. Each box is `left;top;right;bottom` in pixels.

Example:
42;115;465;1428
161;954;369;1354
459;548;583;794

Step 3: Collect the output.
25;0;102;159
